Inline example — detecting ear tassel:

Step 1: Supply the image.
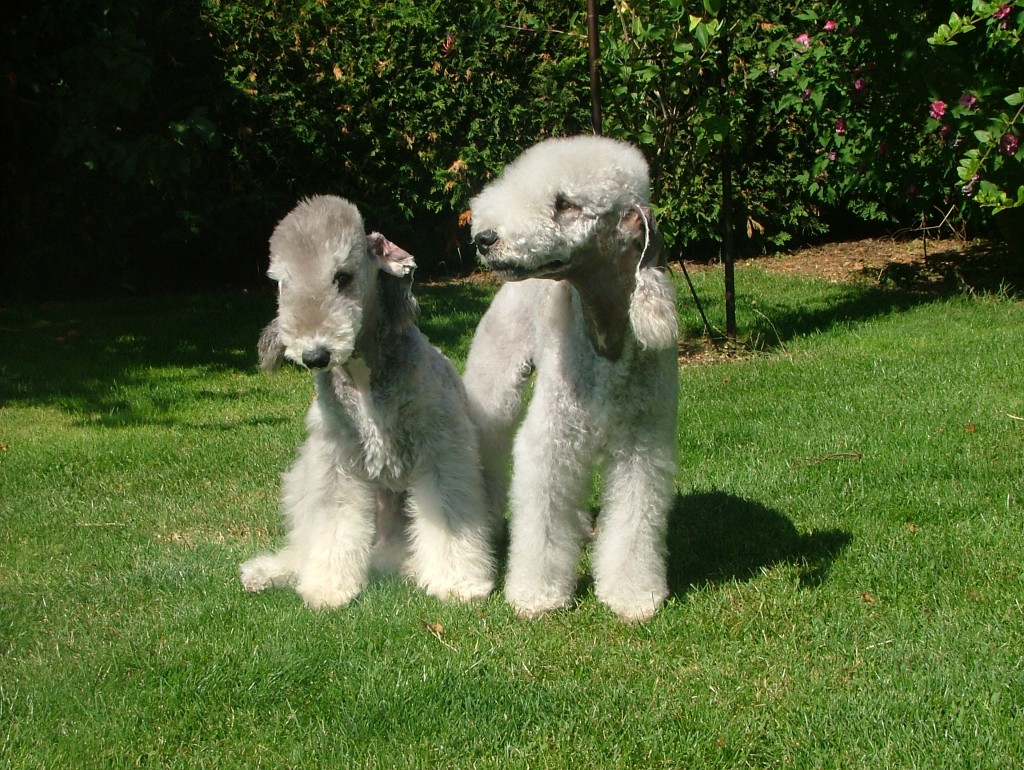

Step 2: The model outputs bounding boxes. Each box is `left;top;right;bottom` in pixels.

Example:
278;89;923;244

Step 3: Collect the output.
628;205;678;351
629;268;679;351
636;204;652;277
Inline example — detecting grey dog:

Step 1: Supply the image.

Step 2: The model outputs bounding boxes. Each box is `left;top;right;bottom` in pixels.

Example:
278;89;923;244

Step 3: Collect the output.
464;136;679;622
240;195;496;608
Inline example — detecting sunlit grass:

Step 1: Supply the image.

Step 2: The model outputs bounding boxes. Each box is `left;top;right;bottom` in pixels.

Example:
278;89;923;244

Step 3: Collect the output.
1;275;1022;768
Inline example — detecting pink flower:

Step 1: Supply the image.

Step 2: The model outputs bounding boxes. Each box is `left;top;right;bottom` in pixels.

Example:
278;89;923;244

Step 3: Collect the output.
958;92;978;110
999;132;1020;156
835;118;847;134
994;4;1014;28
929;100;947;120
795;33;812;48
938;124;952;140
823;20;838;31
853;78;868;96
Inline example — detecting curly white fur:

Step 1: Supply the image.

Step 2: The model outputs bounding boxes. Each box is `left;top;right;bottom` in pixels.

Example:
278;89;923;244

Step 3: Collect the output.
465;136;679;622
240;195;496;609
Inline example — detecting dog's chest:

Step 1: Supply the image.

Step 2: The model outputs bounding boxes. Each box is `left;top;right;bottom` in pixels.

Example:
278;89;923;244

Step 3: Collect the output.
542;324;649;439
319;370;409;483
350;389;407;482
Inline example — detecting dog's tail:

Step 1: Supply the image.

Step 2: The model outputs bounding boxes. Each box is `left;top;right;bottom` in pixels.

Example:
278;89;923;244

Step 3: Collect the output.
257;319;286;371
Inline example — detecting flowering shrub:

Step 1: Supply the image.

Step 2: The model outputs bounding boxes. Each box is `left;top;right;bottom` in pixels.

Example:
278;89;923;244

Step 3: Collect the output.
600;1;949;253
600;0;1021;251
926;1;1023;212
767;6;934;222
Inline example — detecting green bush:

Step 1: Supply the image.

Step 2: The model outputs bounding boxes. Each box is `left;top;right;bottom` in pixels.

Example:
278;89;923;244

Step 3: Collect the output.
2;1;590;297
3;1;1017;298
201;0;590;271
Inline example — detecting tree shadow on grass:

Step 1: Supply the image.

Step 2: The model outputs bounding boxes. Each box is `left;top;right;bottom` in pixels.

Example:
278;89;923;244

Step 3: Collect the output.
679;238;1021;354
869;239;1022;297
667;490;851;594
0;282;495;425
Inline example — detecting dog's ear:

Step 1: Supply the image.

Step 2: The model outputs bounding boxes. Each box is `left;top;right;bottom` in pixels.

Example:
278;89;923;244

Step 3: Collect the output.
618;205;664;270
256;319;286;372
367;232;419;331
367;232;417;277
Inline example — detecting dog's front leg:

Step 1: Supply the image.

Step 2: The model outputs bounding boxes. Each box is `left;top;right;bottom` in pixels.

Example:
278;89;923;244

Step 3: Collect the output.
591;432;675;622
463;283;540;522
503;397;598;618
283;436;377;609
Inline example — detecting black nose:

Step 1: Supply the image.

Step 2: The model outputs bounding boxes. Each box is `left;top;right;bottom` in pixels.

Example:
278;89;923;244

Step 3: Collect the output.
473;229;499;254
301;347;331;370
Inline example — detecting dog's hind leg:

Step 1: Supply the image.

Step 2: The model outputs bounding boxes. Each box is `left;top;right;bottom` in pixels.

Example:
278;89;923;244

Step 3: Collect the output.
239;551;298;593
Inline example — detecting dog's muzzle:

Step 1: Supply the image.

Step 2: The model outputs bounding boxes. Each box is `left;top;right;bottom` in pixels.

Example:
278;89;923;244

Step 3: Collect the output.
473;229;567;279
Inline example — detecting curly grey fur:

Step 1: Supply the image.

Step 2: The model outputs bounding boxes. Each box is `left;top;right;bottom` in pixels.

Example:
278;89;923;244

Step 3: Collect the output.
240;195;496;609
465;136;679;622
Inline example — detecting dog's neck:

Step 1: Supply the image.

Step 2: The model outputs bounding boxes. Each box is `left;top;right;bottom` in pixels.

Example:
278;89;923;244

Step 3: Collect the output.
344;282;408;387
348;305;383;385
562;249;636;361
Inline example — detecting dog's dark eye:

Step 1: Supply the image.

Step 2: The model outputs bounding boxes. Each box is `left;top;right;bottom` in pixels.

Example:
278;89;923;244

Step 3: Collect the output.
333;270;354;291
554;194;579;214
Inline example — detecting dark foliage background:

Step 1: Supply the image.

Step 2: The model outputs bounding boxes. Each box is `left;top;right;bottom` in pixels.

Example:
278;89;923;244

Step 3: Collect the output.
1;1;588;298
2;1;1019;299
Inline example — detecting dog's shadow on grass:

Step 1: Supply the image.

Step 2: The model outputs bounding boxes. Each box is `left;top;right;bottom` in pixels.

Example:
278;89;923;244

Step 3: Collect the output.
666;490;851;594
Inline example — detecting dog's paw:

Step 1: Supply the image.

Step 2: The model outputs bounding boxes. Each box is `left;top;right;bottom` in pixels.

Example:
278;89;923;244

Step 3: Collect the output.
422;577;494;603
596;586;668;623
504;569;576;618
505;589;573;619
295;578;365;610
240;555;288;593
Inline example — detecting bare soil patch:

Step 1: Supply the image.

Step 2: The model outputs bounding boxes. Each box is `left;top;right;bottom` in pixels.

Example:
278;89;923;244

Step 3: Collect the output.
676;235;1020;363
695;235;1020;293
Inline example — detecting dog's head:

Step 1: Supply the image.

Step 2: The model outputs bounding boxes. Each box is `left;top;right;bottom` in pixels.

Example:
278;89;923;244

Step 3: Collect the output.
258;195;416;372
469;135;652;281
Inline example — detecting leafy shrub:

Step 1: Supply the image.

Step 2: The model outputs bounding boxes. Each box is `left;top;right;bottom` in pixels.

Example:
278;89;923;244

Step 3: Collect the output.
2;1;590;296
600;0;963;255
4;0;1018;298
926;2;1023;213
202;0;590;271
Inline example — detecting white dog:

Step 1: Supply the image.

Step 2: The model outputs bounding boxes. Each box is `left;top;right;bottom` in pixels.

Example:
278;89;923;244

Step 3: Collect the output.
464;136;679;622
240;195;496;609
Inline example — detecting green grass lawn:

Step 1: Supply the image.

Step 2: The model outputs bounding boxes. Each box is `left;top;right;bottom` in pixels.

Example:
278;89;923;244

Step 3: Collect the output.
1;265;1022;769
